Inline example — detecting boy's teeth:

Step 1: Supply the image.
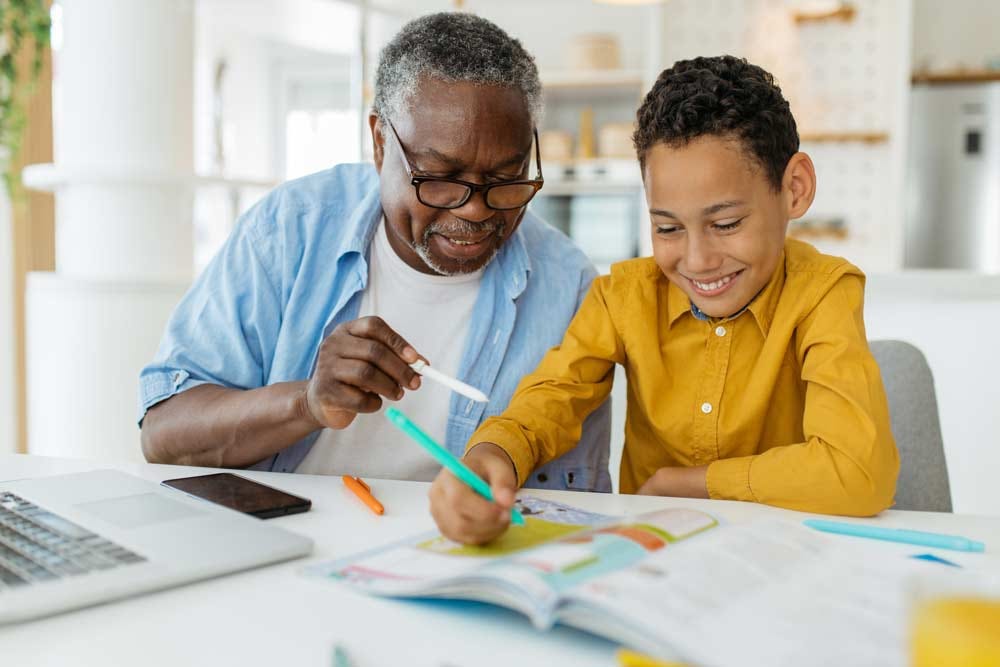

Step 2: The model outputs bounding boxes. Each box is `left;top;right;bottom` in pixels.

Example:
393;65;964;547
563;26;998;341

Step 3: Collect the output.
694;274;733;291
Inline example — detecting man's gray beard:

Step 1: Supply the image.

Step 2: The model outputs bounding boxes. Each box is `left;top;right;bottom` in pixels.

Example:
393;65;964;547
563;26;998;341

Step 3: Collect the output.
413;218;505;276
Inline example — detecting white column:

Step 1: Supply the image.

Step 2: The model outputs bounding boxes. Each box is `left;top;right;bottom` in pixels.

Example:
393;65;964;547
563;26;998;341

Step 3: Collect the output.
22;0;195;461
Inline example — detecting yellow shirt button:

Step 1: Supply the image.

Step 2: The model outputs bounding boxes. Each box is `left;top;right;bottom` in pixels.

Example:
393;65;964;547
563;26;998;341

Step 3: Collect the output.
715;326;726;337
701;402;713;414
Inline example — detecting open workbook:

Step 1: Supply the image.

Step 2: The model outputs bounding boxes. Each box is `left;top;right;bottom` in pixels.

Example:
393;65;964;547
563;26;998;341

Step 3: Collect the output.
307;497;930;666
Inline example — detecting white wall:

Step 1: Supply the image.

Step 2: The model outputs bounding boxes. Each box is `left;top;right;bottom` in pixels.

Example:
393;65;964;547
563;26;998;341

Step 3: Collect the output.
864;273;1000;516
912;0;1000;71
195;0;362;179
192;0;362;267
657;0;912;274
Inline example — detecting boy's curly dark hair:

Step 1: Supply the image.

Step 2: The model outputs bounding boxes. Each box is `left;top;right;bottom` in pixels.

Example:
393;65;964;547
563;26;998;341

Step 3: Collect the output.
633;55;799;191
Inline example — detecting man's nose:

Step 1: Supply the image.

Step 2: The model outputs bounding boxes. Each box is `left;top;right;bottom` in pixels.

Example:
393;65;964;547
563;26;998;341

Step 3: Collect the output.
450;187;494;223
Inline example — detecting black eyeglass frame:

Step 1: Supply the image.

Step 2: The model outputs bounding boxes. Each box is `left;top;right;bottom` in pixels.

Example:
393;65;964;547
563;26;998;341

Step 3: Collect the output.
383;117;545;211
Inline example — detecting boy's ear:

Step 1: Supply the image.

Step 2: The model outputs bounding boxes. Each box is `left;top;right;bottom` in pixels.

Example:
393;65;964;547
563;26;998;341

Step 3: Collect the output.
369;113;385;172
781;152;816;220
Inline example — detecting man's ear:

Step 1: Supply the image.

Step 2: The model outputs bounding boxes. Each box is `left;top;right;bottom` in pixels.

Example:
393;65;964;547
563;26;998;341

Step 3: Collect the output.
782;152;816;220
369;113;385;173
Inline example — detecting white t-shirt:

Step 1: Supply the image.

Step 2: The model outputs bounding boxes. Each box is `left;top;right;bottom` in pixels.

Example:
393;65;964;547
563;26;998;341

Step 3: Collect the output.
296;219;483;480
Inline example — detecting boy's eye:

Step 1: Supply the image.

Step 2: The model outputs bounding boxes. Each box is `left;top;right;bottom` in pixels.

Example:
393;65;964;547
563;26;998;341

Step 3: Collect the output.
713;218;745;232
655;225;681;236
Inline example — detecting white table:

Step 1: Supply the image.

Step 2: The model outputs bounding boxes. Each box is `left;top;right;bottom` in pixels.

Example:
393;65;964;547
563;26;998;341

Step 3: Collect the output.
1;454;998;667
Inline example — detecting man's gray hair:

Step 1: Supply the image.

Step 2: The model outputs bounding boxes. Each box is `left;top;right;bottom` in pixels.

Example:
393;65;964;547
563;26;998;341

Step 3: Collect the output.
373;12;543;126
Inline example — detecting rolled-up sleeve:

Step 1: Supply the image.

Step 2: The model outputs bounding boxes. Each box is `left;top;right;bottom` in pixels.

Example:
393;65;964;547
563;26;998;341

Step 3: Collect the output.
137;209;283;424
706;273;900;516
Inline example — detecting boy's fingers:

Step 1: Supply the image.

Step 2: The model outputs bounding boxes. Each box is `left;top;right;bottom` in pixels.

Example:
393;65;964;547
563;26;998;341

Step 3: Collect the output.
452;484;502;522
440;481;510;544
491;485;515;509
428;457;516;546
432;497;506;545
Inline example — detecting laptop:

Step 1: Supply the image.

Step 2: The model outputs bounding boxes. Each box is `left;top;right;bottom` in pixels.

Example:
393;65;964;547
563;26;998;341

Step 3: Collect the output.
0;469;313;624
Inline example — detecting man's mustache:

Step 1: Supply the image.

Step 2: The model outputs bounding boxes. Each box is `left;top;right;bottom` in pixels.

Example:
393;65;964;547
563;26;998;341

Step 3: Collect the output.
423;217;505;240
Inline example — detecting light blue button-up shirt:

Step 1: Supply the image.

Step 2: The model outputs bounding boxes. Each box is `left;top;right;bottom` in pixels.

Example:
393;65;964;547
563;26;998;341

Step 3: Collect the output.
139;164;611;492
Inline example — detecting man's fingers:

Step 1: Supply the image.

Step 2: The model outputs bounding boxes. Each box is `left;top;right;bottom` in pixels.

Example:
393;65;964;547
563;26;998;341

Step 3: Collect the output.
348;317;419;362
329;358;405;400
311;380;381;415
338;317;421;389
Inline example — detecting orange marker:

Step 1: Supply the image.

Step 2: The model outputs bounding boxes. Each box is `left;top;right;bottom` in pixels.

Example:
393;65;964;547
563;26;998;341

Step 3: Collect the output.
342;475;384;515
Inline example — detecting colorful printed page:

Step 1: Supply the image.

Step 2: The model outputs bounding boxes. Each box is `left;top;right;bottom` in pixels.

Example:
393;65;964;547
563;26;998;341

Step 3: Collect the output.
307;497;719;627
556;519;930;666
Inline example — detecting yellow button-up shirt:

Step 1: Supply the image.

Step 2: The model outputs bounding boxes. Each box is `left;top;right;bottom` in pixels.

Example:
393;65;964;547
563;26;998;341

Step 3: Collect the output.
471;239;899;516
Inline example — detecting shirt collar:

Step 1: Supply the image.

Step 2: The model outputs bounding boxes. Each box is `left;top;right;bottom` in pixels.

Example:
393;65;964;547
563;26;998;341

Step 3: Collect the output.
666;249;786;335
745;250;786;335
485;214;532;300
339;181;383;270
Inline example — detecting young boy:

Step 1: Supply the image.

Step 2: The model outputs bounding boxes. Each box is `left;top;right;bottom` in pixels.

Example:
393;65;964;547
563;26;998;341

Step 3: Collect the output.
428;55;899;545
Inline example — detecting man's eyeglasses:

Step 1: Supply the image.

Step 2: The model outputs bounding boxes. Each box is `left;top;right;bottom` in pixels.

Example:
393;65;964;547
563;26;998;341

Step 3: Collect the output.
383;117;544;211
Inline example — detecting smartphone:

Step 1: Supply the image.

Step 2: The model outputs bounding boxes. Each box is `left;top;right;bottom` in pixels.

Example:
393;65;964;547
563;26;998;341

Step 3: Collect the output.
161;472;311;519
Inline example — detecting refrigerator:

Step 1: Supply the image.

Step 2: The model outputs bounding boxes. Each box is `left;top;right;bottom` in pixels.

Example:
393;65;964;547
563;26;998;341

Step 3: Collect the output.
905;83;1000;271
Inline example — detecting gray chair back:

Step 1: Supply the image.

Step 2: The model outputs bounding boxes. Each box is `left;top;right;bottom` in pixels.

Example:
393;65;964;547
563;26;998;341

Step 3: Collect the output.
870;340;952;512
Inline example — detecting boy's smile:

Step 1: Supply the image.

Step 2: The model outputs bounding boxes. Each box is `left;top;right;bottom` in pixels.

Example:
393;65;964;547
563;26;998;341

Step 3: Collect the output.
684;268;744;297
643;135;808;319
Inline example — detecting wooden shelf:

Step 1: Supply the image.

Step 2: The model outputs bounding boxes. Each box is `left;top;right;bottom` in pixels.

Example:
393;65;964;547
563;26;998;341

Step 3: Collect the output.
800;131;889;144
792;3;856;24
911;70;1000;85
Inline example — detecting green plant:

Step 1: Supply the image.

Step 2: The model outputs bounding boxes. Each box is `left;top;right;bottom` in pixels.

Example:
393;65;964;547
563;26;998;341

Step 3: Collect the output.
0;0;50;194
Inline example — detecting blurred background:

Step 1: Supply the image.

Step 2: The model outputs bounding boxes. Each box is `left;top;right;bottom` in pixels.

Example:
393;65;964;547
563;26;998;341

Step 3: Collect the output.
2;0;998;512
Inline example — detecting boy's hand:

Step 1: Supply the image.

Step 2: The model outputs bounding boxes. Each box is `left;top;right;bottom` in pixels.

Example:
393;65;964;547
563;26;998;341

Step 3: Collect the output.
637;465;710;498
429;442;519;545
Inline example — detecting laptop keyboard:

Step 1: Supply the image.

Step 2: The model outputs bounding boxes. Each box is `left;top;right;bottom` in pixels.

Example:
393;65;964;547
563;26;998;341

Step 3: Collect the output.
0;492;146;591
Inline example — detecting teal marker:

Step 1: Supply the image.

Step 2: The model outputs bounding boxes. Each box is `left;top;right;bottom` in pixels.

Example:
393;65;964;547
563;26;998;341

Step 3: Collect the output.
384;407;525;526
804;519;985;552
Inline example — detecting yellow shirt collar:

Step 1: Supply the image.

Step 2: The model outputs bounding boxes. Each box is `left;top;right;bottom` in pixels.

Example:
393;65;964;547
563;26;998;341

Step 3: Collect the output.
665;248;787;336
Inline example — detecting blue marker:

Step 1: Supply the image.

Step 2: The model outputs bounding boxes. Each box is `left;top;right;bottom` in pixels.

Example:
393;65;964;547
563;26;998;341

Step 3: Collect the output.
911;553;962;568
804;519;985;553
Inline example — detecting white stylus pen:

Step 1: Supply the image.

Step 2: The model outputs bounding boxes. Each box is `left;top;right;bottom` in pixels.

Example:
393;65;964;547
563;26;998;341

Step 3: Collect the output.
409;360;489;403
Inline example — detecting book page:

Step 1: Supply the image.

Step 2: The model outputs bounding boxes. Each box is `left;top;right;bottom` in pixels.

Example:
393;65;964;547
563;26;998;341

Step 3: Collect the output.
305;497;613;594
305;497;718;626
560;520;922;666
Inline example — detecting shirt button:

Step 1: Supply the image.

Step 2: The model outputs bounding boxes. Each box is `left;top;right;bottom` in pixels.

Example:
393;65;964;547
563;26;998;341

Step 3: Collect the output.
701;402;713;414
715;326;726;337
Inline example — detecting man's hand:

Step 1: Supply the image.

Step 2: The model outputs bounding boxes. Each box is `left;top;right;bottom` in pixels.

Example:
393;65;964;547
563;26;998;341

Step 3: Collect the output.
304;317;421;430
637;465;710;498
429;442;519;545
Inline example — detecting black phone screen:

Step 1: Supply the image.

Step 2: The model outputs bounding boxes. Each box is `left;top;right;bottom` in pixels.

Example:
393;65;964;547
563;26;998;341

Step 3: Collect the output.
161;473;311;519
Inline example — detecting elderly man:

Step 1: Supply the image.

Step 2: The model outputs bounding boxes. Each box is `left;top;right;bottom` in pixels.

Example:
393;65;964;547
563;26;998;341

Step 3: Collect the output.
138;13;611;492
